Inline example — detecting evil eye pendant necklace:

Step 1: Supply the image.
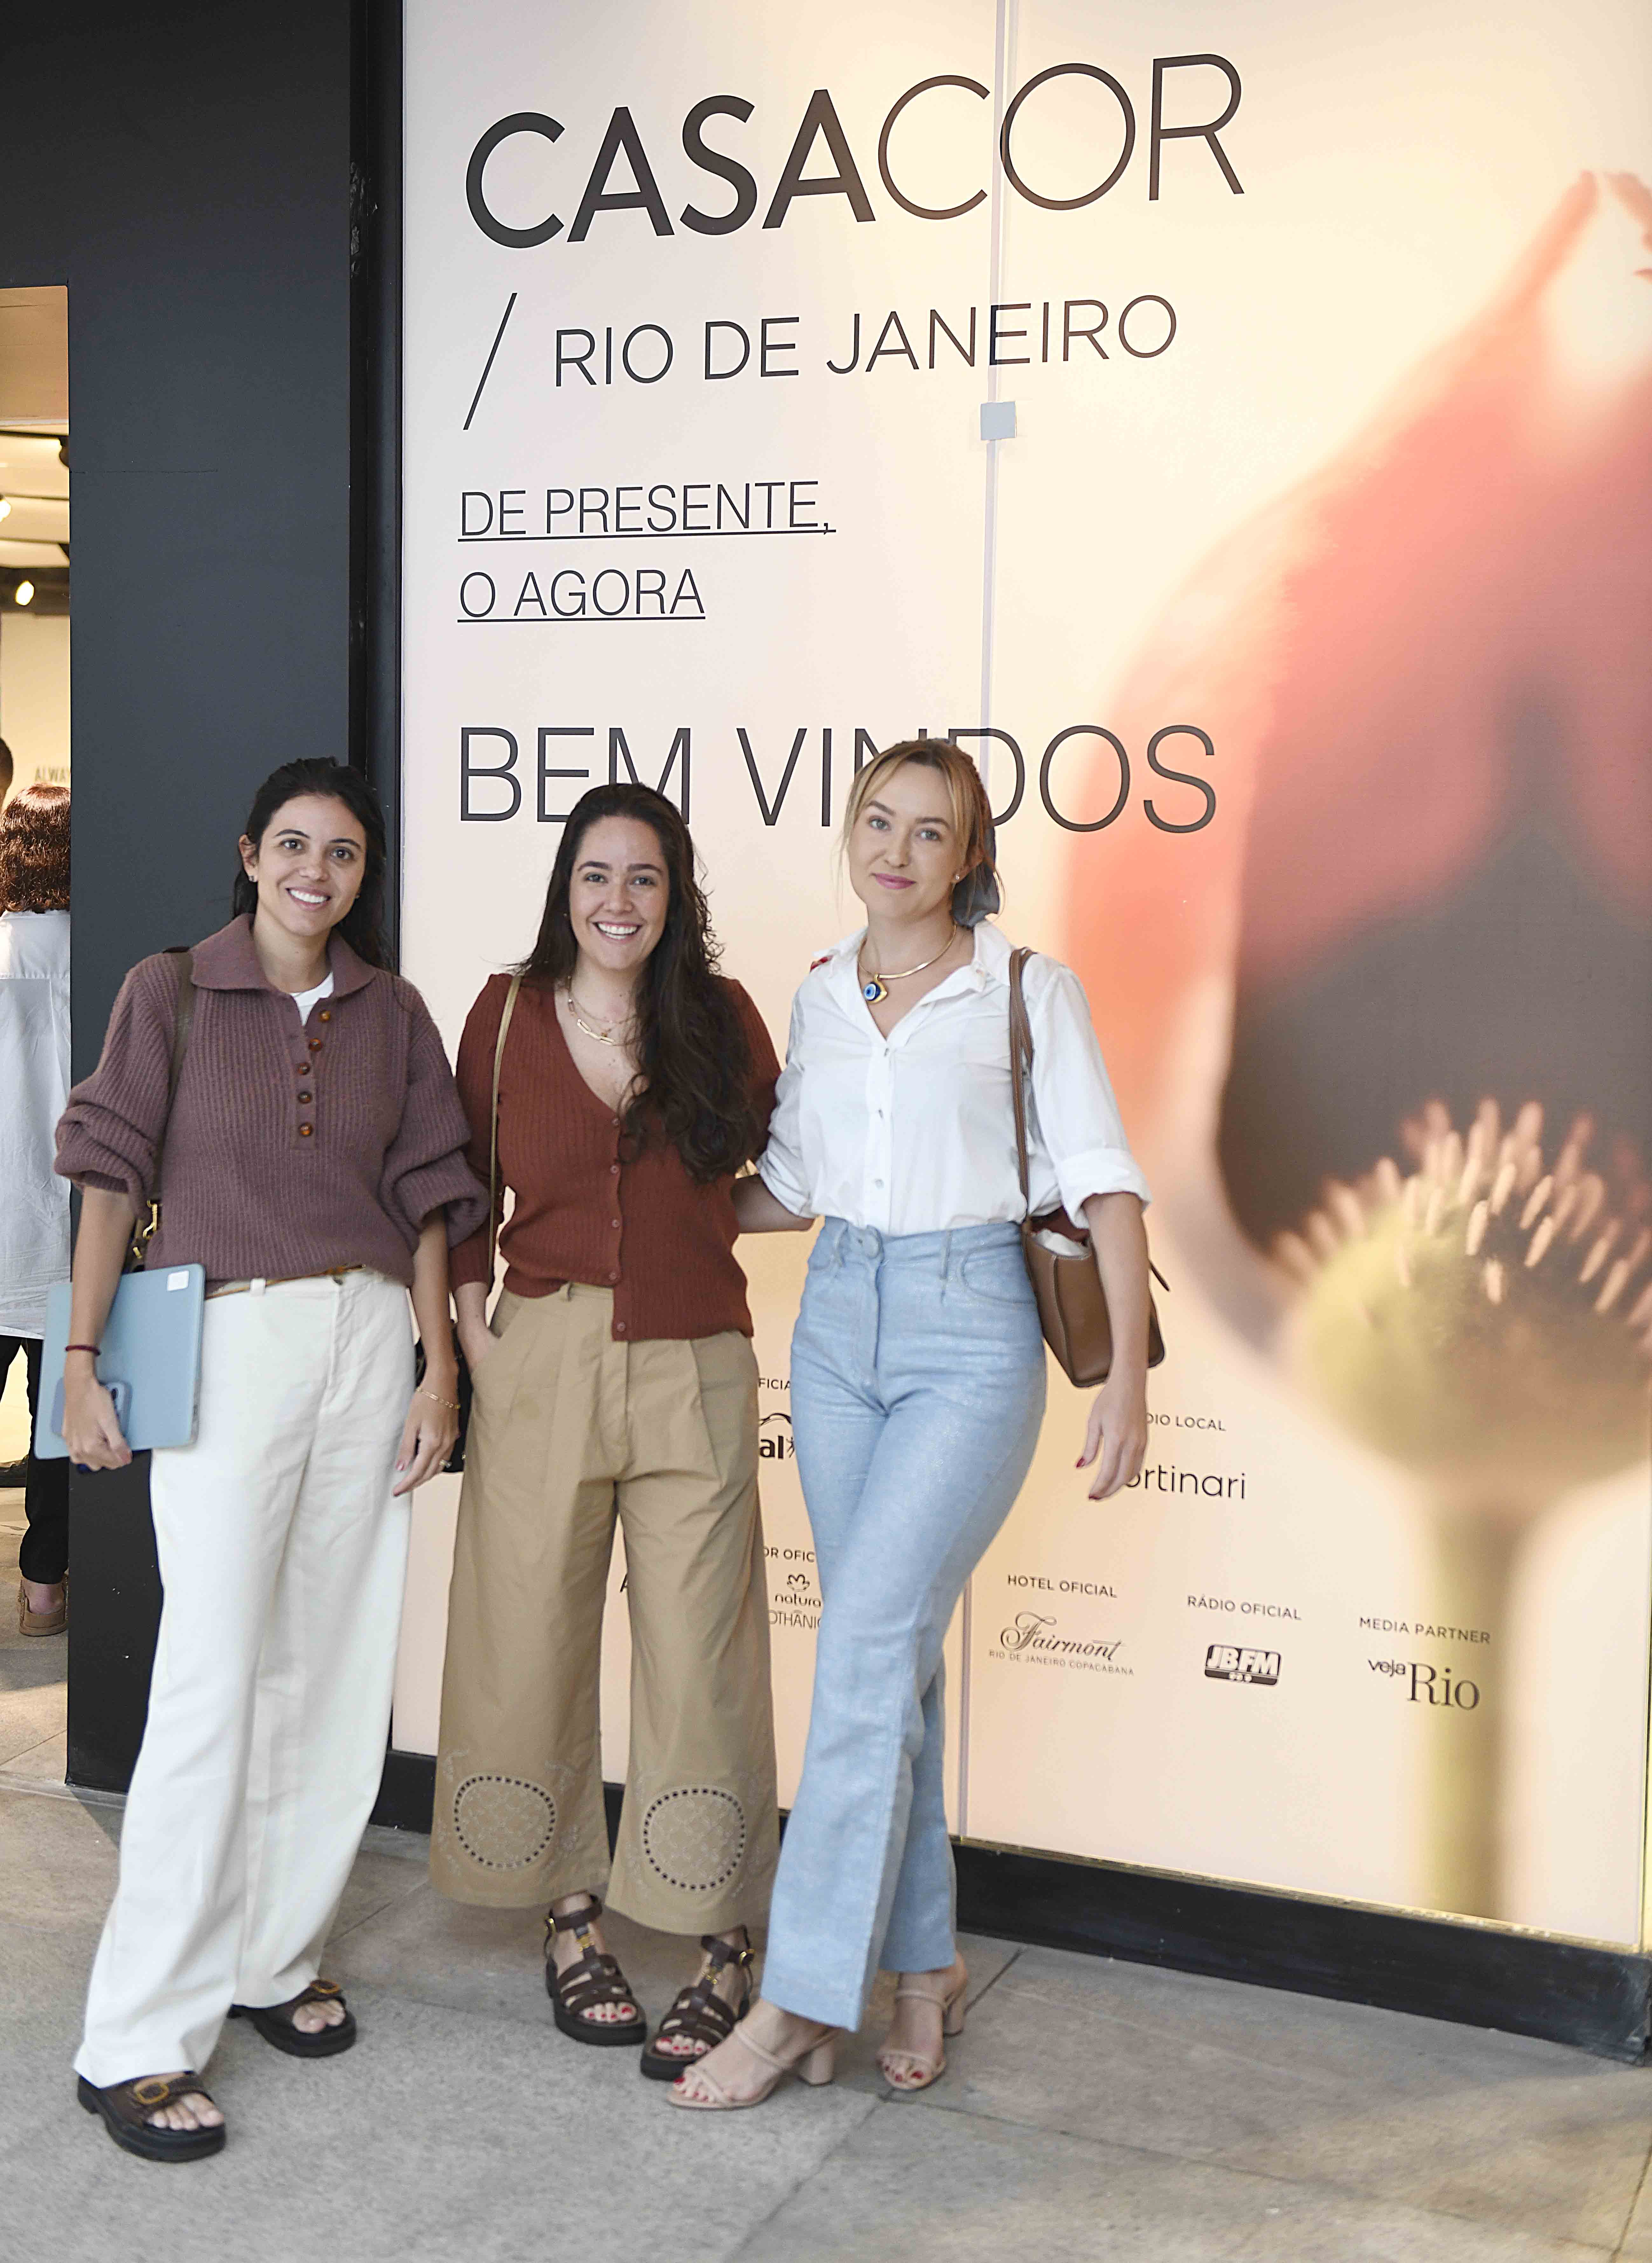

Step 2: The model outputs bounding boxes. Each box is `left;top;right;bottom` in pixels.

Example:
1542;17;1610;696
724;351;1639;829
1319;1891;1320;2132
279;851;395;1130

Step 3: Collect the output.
858;924;960;1006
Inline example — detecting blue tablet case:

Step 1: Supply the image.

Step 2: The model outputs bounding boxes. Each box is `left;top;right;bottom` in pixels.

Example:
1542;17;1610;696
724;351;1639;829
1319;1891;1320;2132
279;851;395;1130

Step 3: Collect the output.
34;1265;206;1458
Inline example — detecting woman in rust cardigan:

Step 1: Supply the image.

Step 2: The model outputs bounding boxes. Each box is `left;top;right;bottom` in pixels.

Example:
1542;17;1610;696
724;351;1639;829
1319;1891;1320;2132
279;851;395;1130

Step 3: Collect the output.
431;781;781;2082
58;759;485;2162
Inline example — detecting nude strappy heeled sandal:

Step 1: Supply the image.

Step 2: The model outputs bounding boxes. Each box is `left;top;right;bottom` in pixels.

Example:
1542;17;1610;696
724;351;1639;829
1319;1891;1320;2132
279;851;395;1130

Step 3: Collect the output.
877;1960;968;2092
666;2017;837;2110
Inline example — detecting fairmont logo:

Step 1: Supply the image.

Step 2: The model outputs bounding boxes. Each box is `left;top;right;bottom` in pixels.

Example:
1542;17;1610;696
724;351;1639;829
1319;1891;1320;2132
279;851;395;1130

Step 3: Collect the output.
998;1612;1121;1660
1204;1644;1279;1686
990;1612;1131;1674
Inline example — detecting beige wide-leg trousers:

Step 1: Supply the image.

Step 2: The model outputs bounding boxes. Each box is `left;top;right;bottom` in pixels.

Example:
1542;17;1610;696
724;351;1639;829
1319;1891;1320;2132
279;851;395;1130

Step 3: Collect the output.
76;1271;413;2088
431;1283;778;1934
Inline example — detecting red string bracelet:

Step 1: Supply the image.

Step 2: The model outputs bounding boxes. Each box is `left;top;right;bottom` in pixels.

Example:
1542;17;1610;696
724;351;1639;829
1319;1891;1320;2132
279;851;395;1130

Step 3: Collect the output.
64;1344;101;1356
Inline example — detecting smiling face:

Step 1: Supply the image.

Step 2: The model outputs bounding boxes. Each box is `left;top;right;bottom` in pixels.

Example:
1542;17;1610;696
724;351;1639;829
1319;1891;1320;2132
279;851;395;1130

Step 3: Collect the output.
567;814;670;980
239;794;367;948
846;760;965;927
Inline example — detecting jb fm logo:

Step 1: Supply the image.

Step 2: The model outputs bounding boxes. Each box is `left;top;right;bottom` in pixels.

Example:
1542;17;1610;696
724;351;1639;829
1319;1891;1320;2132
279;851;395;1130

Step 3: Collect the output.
1370;1660;1480;1709
759;1411;795;1461
1204;1644;1279;1686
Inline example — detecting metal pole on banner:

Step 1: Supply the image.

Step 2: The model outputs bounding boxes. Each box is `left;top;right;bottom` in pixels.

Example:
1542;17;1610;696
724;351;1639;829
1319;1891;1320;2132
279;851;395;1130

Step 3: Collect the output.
957;0;1021;1841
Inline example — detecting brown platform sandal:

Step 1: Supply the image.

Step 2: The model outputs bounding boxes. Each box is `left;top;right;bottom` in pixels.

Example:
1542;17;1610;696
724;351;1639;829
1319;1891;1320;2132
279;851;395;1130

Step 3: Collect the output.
77;2071;225;2163
640;1934;754;2082
229;1977;356;2057
545;1896;648;2047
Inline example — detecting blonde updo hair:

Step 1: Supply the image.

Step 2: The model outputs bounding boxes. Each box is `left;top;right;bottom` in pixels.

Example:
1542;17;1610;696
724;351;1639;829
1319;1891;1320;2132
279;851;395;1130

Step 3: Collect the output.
841;739;1000;924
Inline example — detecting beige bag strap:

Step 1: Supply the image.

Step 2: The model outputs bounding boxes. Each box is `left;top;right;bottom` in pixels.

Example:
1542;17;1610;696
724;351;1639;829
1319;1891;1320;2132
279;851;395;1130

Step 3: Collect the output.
1008;947;1036;1215
486;974;523;1289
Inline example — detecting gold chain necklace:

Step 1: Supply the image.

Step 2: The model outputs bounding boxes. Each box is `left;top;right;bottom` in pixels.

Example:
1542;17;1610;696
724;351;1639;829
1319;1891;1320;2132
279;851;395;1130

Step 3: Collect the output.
857;924;960;1005
564;986;637;1048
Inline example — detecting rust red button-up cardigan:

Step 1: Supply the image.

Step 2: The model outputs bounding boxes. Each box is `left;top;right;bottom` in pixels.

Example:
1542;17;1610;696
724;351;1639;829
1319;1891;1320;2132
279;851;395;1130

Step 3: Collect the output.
449;973;780;1341
56;917;486;1289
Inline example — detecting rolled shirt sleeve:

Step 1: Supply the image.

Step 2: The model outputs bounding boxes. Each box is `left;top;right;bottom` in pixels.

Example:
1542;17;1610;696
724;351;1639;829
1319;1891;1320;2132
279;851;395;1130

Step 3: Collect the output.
755;995;817;1218
1025;959;1152;1218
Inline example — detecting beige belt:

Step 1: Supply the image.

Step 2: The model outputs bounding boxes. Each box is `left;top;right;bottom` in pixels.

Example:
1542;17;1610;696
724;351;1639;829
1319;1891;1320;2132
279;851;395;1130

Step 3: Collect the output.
206;1263;366;1300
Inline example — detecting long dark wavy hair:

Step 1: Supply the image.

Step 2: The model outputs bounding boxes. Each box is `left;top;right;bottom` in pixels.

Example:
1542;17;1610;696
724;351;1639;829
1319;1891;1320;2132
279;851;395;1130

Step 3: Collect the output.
519;783;761;1182
231;759;389;967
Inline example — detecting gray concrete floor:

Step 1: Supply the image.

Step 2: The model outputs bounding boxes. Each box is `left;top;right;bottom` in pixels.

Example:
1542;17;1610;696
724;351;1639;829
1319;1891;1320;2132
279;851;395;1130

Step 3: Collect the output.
6;1524;1652;2260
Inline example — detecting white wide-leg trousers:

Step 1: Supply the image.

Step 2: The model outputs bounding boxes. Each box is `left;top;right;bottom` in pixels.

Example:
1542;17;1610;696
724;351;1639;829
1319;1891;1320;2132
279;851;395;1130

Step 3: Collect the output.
76;1270;414;2088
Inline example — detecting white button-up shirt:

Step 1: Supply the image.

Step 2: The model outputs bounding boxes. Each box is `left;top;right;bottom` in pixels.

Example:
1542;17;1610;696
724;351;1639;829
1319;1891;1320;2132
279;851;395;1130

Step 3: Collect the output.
0;909;71;1336
757;918;1149;1235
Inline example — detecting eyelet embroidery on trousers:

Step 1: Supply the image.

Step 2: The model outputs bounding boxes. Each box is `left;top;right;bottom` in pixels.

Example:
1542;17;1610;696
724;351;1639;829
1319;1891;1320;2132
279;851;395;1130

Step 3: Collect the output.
640;1787;747;1892
452;1775;557;1870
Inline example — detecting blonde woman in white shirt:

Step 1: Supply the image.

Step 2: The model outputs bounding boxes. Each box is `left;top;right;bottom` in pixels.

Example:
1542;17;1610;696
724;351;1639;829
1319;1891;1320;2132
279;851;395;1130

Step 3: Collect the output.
671;739;1152;2111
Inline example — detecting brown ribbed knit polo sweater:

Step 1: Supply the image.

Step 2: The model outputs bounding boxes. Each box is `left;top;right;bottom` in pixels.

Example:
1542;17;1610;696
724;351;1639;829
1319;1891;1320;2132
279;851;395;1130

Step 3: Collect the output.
450;974;780;1341
56;918;487;1289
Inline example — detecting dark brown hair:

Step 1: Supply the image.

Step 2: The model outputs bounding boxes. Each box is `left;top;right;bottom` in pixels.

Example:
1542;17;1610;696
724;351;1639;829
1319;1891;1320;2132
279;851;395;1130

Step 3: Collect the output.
231;758;388;967
518;783;762;1182
0;782;69;912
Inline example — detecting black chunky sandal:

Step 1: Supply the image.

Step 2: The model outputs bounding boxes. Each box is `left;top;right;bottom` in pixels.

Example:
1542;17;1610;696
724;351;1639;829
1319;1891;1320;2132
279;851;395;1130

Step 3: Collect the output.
641;1933;754;2082
229;1977;356;2058
545;1896;648;2047
77;2072;225;2162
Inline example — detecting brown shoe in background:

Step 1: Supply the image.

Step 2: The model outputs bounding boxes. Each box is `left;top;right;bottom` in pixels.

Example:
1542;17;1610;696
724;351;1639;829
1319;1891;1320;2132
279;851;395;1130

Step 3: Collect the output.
17;1577;66;1637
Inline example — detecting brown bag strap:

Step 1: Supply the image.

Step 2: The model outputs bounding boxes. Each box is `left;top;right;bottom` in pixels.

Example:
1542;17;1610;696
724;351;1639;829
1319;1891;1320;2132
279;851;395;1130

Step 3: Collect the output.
485;974;523;1289
1008;946;1036;1214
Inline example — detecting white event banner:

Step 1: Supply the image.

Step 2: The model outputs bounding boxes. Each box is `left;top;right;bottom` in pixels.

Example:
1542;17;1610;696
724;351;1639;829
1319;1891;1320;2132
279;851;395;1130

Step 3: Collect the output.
397;0;1652;1943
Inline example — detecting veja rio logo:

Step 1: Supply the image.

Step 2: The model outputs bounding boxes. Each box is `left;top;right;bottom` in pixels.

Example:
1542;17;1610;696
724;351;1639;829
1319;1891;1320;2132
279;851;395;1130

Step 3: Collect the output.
1204;1644;1279;1686
466;59;1244;249
1369;1660;1480;1709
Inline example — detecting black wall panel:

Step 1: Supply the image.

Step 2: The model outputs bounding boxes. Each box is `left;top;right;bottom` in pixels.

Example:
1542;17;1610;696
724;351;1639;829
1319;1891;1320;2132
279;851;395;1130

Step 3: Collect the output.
0;2;356;1786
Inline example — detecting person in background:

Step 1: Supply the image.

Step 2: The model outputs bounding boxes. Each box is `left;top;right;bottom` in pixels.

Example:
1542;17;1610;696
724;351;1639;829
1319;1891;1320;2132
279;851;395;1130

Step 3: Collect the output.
673;740;1152;2110
431;782;781;2082
58;757;485;2162
0;735;14;803
0;783;72;1632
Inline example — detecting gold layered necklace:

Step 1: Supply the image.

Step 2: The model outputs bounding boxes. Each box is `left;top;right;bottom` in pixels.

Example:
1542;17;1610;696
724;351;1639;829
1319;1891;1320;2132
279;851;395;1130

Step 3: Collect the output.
857;924;960;1006
564;985;637;1048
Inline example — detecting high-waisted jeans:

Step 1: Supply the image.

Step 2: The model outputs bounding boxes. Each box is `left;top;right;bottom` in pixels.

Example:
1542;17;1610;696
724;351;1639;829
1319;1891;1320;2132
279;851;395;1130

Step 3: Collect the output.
761;1219;1046;2029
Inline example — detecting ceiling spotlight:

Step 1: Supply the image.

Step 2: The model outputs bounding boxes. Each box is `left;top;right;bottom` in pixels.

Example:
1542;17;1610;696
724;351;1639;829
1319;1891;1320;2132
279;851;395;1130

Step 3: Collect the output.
0;499;10;521
14;579;34;606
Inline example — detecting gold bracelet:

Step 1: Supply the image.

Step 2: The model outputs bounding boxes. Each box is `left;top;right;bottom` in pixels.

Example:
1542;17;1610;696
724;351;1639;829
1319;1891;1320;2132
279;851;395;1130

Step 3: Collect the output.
416;1386;460;1412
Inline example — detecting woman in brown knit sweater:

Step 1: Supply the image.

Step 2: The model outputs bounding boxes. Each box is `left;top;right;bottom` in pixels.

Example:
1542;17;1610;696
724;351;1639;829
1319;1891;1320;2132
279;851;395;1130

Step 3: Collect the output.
431;782;781;2080
58;759;485;2162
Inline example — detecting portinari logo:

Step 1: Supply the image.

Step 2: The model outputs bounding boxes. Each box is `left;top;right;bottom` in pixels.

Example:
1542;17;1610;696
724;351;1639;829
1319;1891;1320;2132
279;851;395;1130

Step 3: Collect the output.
1204;1643;1280;1686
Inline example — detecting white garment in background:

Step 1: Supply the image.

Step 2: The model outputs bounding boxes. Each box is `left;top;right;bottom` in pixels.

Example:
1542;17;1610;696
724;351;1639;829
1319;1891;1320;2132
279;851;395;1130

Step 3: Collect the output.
289;969;335;1024
75;1269;413;2088
0;908;71;1336
758;917;1150;1235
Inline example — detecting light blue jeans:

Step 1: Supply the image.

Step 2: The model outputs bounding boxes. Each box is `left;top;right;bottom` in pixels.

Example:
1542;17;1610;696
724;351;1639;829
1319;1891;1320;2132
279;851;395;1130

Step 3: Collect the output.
761;1219;1046;2028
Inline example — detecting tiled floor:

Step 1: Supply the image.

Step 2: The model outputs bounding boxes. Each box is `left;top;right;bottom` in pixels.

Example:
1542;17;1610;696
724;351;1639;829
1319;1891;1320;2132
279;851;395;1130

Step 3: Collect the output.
4;1544;1651;2261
